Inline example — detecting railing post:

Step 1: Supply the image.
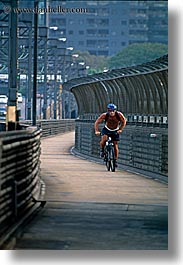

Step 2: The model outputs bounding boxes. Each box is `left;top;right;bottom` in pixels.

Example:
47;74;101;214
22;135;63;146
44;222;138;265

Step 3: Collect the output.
13;180;18;219
0;139;2;180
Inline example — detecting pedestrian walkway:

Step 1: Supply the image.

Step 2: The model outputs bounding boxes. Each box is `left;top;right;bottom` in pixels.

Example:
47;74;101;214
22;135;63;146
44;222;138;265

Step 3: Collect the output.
14;131;168;250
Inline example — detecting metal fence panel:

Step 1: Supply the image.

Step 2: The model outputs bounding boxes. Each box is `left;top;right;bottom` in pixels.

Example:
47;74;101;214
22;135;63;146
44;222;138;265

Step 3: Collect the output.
74;119;168;180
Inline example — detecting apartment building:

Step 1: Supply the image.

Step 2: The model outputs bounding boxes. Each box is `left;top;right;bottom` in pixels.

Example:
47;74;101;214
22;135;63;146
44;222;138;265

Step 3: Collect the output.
48;1;168;56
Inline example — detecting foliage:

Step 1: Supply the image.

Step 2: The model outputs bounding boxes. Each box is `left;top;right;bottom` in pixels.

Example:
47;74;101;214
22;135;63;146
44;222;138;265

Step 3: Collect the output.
73;51;108;74
75;43;168;74
107;43;168;69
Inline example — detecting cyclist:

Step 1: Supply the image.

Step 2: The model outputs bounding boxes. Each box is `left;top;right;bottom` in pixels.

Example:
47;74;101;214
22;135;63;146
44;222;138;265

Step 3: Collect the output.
94;103;126;167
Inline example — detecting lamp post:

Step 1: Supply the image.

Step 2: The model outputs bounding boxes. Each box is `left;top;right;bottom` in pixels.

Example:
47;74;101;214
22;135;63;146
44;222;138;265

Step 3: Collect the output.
33;0;48;124
39;26;48;120
47;37;70;120
27;21;33;120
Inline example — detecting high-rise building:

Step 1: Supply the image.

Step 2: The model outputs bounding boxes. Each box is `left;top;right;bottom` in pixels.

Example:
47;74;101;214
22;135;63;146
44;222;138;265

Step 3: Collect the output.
48;1;168;56
147;1;168;44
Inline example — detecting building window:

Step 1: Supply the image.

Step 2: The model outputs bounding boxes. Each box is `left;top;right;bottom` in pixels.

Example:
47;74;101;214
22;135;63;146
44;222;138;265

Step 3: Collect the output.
78;41;84;46
87;29;97;36
86;18;96;26
98;40;108;48
98;29;109;37
121;20;127;25
111;9;118;15
79;31;84;35
88;50;97;55
87;40;97;47
98;19;109;26
89;8;97;14
98;8;109;16
98;50;108;56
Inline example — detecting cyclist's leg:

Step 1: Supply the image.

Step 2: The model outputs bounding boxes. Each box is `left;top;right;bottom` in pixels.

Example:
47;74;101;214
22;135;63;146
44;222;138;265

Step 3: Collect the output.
112;132;120;167
113;141;118;168
100;127;109;149
99;135;107;158
113;141;119;159
111;131;119;158
98;128;107;157
100;134;108;149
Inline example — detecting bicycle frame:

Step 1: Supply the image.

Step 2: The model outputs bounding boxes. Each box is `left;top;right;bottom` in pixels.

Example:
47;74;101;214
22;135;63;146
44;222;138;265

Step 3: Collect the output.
103;136;116;172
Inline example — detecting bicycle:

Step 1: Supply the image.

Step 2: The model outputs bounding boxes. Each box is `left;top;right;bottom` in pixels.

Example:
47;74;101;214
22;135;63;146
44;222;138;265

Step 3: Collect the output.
103;136;116;172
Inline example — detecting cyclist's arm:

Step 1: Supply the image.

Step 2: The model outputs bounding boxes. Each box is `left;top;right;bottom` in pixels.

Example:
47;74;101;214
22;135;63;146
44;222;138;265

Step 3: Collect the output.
118;112;127;132
94;113;106;134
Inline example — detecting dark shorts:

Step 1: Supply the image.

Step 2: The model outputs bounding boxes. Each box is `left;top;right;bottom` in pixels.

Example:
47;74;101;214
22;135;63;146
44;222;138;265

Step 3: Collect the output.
101;127;119;141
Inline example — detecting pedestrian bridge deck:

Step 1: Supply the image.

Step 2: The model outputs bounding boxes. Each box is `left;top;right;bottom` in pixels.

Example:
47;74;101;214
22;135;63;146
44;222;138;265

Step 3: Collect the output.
14;131;168;250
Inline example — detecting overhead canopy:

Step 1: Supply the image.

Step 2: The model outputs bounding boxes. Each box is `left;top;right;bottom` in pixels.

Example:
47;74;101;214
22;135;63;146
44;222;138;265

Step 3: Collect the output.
63;55;168;115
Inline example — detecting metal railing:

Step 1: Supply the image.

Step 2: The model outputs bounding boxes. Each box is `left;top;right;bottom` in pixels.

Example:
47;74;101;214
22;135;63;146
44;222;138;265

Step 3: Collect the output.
63;55;168;116
0;127;42;247
78;113;168;128
0;119;76;247
74;117;168;182
20;119;75;137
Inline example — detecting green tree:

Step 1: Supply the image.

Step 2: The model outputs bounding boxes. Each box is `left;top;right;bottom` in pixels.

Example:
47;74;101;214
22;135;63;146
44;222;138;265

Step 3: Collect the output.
108;43;168;69
74;51;108;74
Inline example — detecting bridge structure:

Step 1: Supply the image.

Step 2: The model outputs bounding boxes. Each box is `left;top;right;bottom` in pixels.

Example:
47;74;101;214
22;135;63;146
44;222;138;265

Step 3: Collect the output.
0;54;168;249
63;55;168;182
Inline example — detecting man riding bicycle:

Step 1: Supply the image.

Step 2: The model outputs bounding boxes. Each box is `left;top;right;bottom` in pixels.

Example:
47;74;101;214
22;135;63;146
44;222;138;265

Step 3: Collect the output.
94;103;126;167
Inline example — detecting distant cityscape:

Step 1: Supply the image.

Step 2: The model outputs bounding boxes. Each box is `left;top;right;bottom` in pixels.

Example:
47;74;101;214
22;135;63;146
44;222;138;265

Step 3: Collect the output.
15;0;168;56
48;1;168;56
0;0;168;120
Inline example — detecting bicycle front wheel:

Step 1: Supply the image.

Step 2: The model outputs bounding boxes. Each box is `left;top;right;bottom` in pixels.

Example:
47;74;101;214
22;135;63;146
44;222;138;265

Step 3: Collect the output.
110;147;115;172
105;151;111;171
106;147;115;172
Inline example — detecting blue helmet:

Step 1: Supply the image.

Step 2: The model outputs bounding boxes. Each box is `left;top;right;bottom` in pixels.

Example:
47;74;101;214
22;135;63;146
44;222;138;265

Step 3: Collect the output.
107;103;117;110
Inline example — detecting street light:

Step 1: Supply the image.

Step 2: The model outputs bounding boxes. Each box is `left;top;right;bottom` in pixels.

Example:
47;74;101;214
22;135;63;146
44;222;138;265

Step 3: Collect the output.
49;26;58;31
58;37;67;42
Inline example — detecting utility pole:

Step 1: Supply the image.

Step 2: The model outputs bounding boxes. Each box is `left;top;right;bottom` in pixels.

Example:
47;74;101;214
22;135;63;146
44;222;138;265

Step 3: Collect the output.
43;32;48;119
54;56;57;120
27;20;32;120
32;0;38;126
7;0;18;130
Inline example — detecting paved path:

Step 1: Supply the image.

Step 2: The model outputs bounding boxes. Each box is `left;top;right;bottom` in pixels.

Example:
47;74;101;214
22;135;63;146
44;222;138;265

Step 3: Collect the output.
14;132;168;250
